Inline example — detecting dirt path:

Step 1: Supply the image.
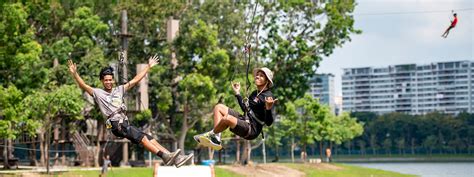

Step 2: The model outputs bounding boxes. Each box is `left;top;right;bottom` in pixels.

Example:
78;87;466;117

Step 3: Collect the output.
220;163;343;177
220;163;305;177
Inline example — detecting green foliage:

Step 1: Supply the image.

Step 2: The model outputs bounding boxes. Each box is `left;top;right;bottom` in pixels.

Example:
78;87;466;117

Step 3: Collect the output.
22;85;85;122
0;0;362;157
259;0;360;108
0;85;26;139
132;109;152;126
281;94;363;153
179;73;217;106
328;112;364;145
282;94;327;147
349;112;474;155
0;3;46;92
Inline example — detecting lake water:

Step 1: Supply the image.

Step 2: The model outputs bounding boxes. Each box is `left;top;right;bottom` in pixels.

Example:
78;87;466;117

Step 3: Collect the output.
349;162;474;177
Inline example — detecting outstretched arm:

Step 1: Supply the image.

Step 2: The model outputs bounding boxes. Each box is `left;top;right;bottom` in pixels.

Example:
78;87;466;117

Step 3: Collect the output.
68;60;94;96
124;55;159;91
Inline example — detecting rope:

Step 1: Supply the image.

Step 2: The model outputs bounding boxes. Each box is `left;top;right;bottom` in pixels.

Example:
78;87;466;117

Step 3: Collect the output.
243;2;259;99
355;8;473;16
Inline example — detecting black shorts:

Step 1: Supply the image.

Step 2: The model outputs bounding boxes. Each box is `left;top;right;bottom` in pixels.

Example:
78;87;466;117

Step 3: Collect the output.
110;119;146;144
228;108;261;140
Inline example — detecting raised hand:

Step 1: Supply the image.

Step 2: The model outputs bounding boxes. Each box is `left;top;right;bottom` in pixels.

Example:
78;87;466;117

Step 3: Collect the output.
265;97;278;110
148;55;160;68
68;59;77;74
232;82;241;95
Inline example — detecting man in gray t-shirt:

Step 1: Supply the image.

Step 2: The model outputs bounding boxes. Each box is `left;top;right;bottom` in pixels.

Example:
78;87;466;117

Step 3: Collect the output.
68;55;193;168
92;84;126;122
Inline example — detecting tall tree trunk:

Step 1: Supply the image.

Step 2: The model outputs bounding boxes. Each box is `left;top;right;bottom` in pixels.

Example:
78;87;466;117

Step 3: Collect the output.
3;138;10;169
28;143;36;166
301;143;307;162
178;104;188;154
235;137;241;164
290;137;295;163
61;120;66;166
241;140;251;165
348;141;352;155
371;134;377;155
319;141;323;160
95;120;103;167
39;131;45;166
46;127;51;174
208;147;214;160
273;143;279;162
53;124;59;166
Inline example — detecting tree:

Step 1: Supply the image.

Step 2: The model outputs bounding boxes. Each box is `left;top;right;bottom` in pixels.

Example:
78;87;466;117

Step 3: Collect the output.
176;73;217;153
255;0;360;162
22;85;84;172
327;112;364;157
259;0;360;106
0;86;37;169
0;3;46;92
422;135;437;156
283;94;328;162
0;3;46;169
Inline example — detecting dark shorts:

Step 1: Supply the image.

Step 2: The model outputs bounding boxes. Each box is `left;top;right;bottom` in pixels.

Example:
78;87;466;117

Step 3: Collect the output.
110;119;146;144
228;108;261;140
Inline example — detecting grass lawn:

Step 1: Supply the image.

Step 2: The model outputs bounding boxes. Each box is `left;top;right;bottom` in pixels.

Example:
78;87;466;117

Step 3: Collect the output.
56;167;153;177
0;164;417;177
283;163;418;177
214;166;245;177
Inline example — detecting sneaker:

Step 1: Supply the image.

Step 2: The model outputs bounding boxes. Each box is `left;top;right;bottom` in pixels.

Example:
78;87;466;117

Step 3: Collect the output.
193;134;201;144
174;153;194;168
198;132;222;150
162;149;181;166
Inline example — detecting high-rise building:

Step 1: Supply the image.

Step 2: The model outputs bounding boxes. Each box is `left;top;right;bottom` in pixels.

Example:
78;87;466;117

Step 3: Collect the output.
342;61;474;115
309;74;336;113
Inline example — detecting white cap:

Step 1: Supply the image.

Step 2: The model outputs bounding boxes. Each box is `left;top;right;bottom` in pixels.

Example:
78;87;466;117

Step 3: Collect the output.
253;67;274;88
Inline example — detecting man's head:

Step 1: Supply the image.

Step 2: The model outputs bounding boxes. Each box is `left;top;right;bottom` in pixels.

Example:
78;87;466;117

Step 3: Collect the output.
454;13;457;17
253;67;274;89
99;66;115;91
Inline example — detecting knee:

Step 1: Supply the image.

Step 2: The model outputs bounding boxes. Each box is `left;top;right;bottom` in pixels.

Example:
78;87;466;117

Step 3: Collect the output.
214;104;224;110
144;134;153;141
220;115;231;124
214;104;227;113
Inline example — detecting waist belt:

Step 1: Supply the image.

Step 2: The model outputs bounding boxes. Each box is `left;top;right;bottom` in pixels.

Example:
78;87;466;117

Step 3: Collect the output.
105;108;127;129
108;107;125;119
247;110;265;126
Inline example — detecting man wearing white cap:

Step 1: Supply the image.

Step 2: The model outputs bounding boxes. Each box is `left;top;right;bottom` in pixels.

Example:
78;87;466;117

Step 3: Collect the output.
194;67;277;150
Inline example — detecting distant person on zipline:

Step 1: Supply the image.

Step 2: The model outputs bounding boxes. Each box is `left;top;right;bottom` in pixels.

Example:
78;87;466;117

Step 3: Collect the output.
68;55;193;168
194;67;277;150
441;13;458;38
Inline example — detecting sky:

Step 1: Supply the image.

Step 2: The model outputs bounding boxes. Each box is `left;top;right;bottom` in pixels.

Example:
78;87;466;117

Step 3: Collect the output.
317;0;473;96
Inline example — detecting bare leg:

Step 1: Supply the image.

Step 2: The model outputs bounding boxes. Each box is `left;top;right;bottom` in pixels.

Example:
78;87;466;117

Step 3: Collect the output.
213;114;238;133
212;104;238;133
150;139;170;153
140;136;160;154
442;26;453;38
213;104;228;129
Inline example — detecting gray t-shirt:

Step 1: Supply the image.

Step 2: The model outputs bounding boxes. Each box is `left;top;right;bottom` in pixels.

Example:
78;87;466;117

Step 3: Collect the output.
92;85;127;121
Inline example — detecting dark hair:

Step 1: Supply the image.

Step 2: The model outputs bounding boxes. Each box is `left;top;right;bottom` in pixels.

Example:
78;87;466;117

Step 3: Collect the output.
99;66;114;80
454;13;457;16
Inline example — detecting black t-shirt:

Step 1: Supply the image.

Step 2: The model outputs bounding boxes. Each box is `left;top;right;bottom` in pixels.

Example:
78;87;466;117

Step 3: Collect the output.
235;89;274;126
